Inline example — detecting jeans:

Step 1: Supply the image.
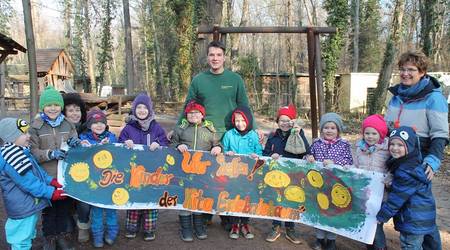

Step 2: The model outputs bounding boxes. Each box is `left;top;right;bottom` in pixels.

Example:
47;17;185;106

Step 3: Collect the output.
77;201;91;224
5;213;38;250
229;216;249;224
316;228;336;240
91;207;118;234
373;223;386;248
42;198;75;236
272;220;294;229
399;228;442;250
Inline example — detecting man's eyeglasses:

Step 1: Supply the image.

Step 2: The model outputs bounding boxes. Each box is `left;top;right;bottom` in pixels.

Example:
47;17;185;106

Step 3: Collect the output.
398;68;418;74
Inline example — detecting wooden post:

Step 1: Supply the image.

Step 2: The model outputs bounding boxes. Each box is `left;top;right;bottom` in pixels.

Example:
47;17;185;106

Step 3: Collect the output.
0;63;5;117
118;96;122;116
123;0;135;94
307;27;318;139
22;0;39;120
315;33;325;118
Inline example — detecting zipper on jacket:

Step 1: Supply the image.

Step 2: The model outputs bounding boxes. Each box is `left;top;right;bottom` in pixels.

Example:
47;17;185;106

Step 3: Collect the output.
193;124;198;150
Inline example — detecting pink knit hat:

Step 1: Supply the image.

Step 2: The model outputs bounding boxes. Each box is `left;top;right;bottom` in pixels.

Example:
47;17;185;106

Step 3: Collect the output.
362;114;388;142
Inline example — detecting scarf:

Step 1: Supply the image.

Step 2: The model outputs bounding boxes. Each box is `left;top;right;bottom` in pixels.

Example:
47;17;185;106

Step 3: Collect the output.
357;140;377;154
40;112;65;128
320;137;339;145
397;76;430;102
92;130;109;142
0;143;32;175
128;114;153;131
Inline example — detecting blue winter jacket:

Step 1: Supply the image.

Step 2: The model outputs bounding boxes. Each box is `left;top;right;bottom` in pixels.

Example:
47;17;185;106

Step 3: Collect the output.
263;128;310;159
0;148;54;219
385;75;449;172
80;130;118;145
222;128;262;155
377;127;437;235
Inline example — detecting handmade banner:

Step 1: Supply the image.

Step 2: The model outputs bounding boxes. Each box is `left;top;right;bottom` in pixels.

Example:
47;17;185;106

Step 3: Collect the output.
58;143;385;244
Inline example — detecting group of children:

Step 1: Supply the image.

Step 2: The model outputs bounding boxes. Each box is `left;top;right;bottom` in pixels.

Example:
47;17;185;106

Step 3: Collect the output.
0;86;441;250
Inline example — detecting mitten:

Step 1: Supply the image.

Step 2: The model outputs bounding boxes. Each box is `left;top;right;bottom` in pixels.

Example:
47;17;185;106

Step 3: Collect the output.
67;137;81;147
50;178;63;188
51;189;66;201
48;150;67;160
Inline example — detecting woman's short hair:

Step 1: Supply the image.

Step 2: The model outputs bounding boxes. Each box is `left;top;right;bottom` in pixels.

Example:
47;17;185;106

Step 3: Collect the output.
398;51;429;73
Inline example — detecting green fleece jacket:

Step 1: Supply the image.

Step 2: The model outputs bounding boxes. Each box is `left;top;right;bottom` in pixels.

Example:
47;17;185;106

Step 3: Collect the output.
179;69;254;135
170;119;221;151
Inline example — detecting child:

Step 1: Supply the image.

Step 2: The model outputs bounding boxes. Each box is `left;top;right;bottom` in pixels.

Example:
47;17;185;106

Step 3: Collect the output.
63;92;90;243
306;112;353;250
0;118;66;250
222;106;263;239
354;114;390;250
263;104;310;244
118;93;169;241
80;110;119;247
29;86;78;250
171;100;222;242
377;126;441;250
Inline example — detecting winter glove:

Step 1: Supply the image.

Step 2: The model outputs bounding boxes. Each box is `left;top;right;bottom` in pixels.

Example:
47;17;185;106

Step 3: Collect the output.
48;150;67;160
51;189;67;201
67;137;81;147
50;178;63;188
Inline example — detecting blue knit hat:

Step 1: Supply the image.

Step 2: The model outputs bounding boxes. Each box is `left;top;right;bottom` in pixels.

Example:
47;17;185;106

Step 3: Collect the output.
132;93;154;119
389;126;418;155
319;112;345;132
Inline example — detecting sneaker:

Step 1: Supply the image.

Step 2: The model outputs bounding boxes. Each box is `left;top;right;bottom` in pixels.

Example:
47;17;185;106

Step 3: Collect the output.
313;238;326;250
285;228;301;244
229;224;239;239
143;231;156;241
104;237;115;246
265;226;281;242
125;230;136;239
240;224;254;239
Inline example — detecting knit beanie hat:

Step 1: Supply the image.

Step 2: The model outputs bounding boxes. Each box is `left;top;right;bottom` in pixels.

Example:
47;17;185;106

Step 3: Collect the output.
362;114;388;142
39;86;64;110
184;100;205;117
277;103;297;121
63;93;87;124
132;93;153;119
0;118;29;143
86;109;107;129
319;112;344;132
389;126;418;155
232;106;253;132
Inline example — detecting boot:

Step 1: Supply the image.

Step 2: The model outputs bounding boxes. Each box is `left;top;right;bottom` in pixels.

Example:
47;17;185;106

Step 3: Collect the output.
313;238;326;250
326;239;336;250
92;230;104;248
193;213;207;240
105;224;119;245
43;235;57;250
77;220;90;243
179;215;193;242
56;233;75;250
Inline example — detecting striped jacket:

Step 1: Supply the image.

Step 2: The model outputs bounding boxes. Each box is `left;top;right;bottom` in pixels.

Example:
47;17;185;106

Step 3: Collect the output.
385;75;449;171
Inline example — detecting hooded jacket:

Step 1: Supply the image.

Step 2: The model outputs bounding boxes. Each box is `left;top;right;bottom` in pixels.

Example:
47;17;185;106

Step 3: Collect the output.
222;106;262;155
0;147;53;219
171;119;221;151
385;75;449;172
119;119;169;147
377;126;437;235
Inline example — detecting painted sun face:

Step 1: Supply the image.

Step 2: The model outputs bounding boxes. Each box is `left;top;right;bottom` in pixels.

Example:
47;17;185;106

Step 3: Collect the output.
331;183;352;208
317;192;330;210
264;170;291;188
284;185;305;203
307;170;324;188
69;162;90;182
112;187;129;206
166;154;175;165
93;150;113;169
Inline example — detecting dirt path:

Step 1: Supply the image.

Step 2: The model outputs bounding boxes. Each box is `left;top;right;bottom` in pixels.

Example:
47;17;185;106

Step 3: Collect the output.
0;113;448;249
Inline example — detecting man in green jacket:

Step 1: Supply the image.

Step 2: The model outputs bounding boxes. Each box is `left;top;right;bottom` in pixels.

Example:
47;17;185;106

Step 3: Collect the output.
178;40;262;140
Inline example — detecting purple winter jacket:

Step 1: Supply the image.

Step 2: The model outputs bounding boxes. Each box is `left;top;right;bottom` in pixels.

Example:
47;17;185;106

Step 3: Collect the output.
118;119;169;146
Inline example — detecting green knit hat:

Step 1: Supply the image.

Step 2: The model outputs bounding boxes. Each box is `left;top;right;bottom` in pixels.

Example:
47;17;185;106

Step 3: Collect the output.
39;86;64;110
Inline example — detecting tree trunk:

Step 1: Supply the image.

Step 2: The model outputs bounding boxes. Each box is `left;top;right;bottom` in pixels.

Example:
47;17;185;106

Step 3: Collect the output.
230;0;248;65
419;0;437;57
149;0;165;100
369;0;405;114
63;0;72;50
84;0;96;93
123;0;135;94
352;0;360;72
286;0;297;105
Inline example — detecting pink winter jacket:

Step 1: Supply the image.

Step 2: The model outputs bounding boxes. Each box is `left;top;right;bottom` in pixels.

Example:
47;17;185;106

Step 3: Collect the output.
353;138;390;173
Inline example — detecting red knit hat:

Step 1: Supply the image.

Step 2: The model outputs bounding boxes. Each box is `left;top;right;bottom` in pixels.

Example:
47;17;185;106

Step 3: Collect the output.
362;114;388;142
277;104;297;120
86;109;107;129
184;100;205;117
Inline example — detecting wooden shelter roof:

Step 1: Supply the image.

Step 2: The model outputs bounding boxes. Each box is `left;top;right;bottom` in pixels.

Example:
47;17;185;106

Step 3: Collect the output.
36;48;73;73
0;33;26;63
